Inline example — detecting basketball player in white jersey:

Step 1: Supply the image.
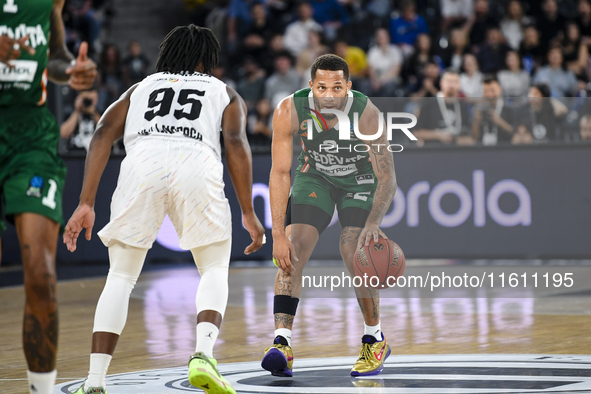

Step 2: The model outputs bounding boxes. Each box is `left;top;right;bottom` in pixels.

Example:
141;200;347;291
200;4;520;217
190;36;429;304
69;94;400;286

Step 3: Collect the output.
63;25;265;394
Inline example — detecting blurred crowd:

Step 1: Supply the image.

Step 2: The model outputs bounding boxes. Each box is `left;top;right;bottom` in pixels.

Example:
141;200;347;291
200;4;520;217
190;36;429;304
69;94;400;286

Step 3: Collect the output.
59;0;591;154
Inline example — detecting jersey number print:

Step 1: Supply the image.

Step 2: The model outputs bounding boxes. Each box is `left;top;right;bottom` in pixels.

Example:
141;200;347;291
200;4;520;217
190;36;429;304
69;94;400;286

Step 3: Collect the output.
144;88;205;121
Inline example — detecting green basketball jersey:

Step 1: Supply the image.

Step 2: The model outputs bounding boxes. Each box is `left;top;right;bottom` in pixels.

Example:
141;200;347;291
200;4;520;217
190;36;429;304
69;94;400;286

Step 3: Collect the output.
0;0;52;107
293;88;375;189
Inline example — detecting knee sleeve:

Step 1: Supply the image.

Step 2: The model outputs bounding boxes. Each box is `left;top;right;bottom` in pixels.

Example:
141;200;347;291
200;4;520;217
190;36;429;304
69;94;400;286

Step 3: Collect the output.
93;242;148;334
191;239;231;318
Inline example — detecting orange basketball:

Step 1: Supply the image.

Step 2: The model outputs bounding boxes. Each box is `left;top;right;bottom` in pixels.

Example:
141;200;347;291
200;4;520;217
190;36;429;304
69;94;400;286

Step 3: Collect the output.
353;237;405;288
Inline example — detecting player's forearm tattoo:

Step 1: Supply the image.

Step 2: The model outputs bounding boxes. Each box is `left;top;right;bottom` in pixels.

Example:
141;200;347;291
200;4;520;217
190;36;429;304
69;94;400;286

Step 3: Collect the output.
23;311;58;371
274;313;295;329
367;141;396;225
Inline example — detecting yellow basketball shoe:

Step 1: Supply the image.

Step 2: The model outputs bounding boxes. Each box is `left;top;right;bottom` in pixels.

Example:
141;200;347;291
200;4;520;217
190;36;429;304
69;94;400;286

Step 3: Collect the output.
188;352;235;394
69;381;107;393
350;334;391;377
261;336;294;377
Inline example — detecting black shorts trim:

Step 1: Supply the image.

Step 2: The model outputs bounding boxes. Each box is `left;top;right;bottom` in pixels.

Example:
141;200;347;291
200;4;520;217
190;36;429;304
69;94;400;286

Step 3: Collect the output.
338;207;370;229
285;196;332;235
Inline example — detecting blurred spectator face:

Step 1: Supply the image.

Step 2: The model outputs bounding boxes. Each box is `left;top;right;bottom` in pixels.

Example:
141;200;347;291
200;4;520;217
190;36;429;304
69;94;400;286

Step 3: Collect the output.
547;47;563;68
416;34;431;52
298;3;313;21
129;41;141;57
486;28;503;45
375;28;390;46
463;53;479;74
580;116;591;140
256;99;272;116
309;30;321;47
274;55;291;74
543;0;558;16
528;86;544;108
579;0;591;16
402;2;416;19
243;58;261;76
566;23;580;43
507;0;522;19
506;51;521;71
251;3;266;21
450;29;467;48
482;80;502;99
523;26;540;45
513;125;534;144
105;45;119;65
334;41;348;58
440;72;461;97
270;34;284;51
424;62;440;80
474;0;489;15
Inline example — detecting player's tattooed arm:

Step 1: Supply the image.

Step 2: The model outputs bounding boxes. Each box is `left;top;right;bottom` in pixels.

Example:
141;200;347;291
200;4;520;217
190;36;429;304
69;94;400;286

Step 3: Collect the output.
46;0;74;82
48;0;97;88
362;102;397;226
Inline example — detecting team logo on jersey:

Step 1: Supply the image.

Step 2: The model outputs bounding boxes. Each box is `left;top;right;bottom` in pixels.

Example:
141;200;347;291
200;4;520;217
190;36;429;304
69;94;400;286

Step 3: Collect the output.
304;107;328;131
300;120;308;131
355;174;374;184
168;78;179;83
26;176;44;198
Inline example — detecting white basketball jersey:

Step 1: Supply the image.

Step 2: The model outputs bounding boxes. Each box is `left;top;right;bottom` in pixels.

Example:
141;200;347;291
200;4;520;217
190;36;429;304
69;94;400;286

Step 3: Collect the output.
124;72;230;157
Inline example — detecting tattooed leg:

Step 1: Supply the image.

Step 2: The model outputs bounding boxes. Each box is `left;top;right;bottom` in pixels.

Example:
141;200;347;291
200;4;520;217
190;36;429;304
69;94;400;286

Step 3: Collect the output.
340;226;380;326
16;213;60;372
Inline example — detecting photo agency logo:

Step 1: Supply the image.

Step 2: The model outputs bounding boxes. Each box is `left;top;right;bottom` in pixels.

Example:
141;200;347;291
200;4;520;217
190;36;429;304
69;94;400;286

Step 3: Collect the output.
305;107;417;153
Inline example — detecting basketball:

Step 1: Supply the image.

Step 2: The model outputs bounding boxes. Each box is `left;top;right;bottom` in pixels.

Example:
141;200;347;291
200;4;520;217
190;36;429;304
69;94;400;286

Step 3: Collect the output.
353;237;405;288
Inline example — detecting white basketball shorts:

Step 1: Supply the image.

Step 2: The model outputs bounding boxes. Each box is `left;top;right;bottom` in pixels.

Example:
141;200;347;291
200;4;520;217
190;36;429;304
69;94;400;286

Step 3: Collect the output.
98;139;232;250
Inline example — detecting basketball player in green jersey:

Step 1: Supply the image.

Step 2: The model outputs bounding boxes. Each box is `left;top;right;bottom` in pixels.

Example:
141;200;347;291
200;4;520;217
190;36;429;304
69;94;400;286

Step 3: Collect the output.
262;54;397;377
0;0;96;392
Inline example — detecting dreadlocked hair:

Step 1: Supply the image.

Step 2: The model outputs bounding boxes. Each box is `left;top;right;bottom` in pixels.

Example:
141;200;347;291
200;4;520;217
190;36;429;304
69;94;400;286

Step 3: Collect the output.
156;24;220;75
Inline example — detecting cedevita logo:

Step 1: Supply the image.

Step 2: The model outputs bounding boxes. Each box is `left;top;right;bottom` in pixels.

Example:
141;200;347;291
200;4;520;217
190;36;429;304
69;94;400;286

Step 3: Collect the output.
306;108;417;153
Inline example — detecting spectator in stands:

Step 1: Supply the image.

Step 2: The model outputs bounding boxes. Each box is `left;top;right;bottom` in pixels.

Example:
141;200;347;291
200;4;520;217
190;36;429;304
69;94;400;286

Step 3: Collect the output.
227;0;254;45
60;87;101;153
579;114;591;140
498;50;531;97
389;0;429;54
439;28;470;70
64;0;102;57
334;40;368;79
477;26;511;74
237;57;266;111
562;22;589;78
122;41;150;88
524;83;568;141
97;43;123;112
519;25;545;73
366;0;392;19
536;0;567;53
296;30;330;84
241;2;279;65
411;61;441;98
500;0;532;50
283;2;323;57
367;28;404;96
309;0;349;41
265;51;301;108
441;0;473;33
247;98;273;146
472;76;515;144
460;53;484;97
414;69;473;145
465;0;498;47
534;47;578;97
511;124;534;143
405;33;439;86
211;65;237;90
264;33;287;74
577;0;591;38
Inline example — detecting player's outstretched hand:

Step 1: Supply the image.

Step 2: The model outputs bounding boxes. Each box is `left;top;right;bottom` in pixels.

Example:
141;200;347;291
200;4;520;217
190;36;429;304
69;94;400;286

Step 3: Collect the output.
243;211;265;255
66;42;97;90
0;35;35;65
64;203;96;252
272;232;298;273
357;223;388;251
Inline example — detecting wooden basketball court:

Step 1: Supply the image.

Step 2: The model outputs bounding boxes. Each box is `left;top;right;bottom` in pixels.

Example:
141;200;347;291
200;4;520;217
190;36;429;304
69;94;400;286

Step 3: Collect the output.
1;261;591;393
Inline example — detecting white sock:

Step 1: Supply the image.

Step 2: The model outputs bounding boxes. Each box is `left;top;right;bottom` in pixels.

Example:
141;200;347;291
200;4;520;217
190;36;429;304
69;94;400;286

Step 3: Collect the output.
275;328;292;346
195;322;219;358
364;321;382;341
85;353;112;389
27;370;57;394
